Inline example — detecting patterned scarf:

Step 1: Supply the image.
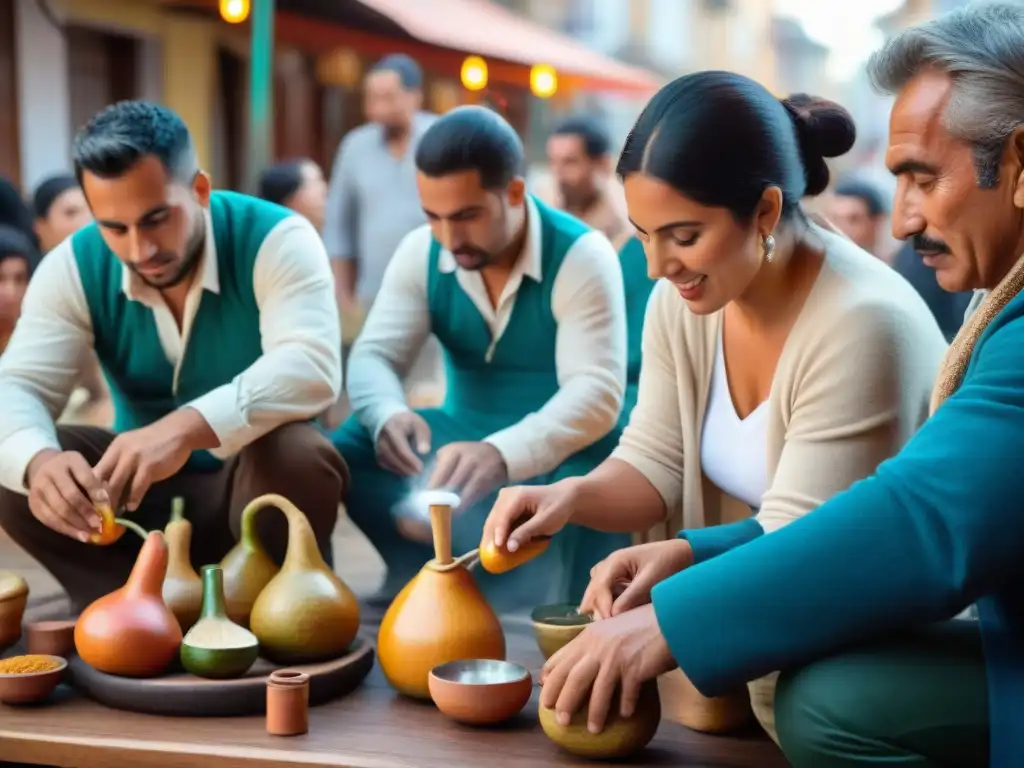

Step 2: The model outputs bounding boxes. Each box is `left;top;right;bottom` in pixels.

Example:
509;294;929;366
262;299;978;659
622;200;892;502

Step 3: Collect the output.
930;254;1024;414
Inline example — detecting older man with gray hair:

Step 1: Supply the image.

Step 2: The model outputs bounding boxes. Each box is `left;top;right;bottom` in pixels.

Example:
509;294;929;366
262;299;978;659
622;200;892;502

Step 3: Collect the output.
532;4;1024;767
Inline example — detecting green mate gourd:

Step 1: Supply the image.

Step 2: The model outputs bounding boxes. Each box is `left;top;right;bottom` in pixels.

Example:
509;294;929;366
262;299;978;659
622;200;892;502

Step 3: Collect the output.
180;565;259;679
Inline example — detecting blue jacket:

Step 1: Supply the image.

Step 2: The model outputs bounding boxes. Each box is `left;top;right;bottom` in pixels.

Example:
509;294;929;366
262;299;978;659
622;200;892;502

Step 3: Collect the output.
651;289;1024;767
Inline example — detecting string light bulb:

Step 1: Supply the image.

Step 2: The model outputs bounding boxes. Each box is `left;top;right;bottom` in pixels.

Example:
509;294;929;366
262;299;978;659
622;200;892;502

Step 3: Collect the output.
460;55;488;92
220;0;250;24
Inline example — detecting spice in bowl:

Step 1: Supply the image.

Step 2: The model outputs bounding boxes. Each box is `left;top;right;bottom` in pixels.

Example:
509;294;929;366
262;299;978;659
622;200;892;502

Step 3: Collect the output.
0;655;63;675
0;654;67;704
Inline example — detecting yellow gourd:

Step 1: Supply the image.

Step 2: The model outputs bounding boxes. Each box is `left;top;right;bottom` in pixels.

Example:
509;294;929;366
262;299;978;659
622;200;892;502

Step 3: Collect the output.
161;497;202;633
246;494;360;664
378;500;506;699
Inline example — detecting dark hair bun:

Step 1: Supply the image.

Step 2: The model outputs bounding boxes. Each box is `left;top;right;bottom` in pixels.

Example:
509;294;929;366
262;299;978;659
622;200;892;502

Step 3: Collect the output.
781;94;857;196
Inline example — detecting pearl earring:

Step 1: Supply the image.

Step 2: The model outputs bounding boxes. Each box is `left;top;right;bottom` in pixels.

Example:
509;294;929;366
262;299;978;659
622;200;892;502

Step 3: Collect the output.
763;233;776;263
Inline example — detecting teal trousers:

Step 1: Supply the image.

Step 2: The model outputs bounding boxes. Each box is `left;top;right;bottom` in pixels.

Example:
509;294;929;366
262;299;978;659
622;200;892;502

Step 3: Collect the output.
774;620;989;767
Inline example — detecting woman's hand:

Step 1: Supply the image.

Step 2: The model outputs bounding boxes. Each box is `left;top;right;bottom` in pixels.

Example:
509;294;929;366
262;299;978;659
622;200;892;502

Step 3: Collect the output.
482;478;583;552
539;604;676;734
579;539;694;619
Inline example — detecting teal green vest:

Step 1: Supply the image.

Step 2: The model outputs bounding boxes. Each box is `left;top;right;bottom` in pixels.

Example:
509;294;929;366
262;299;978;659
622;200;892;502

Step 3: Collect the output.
618;236;657;418
425;197;587;434
73;190;293;469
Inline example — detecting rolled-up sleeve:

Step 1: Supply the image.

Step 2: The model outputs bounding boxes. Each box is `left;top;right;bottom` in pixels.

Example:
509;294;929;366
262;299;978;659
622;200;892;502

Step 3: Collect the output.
609;280;685;509
345;226;434;441
0;241;92;493
184;216;341;455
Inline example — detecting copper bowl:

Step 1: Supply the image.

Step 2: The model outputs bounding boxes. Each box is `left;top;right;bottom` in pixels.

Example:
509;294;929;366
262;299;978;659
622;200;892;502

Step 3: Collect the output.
428;659;533;725
530;603;593;659
0;655;67;704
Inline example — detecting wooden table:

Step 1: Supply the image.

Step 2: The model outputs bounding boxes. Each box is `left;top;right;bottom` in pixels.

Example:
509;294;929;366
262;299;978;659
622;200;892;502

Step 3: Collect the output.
0;608;788;768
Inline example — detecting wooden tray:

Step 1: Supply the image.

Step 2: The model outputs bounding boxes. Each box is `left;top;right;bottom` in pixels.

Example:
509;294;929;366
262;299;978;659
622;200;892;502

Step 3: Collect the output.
66;636;374;717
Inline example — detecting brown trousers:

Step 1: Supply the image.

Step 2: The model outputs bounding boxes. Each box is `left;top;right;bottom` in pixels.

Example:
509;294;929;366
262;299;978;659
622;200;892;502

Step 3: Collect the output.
0;422;349;613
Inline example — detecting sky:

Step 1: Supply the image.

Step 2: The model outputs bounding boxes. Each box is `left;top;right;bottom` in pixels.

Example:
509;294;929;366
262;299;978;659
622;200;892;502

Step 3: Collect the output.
775;0;906;80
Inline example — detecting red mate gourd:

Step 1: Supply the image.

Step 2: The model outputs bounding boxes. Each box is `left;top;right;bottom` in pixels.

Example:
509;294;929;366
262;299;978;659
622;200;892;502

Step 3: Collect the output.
74;528;183;678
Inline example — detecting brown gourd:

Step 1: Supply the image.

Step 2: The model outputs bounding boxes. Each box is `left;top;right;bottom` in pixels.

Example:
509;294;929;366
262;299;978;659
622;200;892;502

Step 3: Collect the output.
219;498;281;628
377;496;506;699
246;494;360;664
74;527;183;678
161;497;202;633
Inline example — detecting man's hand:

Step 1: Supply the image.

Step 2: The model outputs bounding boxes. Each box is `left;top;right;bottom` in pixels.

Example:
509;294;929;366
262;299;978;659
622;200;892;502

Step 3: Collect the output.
428;441;508;510
376;412;432;476
26;449;107;542
94;408;216;512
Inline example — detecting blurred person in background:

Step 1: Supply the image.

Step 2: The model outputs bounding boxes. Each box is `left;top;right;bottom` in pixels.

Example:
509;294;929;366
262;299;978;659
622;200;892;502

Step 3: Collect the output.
0;225;35;355
322;53;442;426
31;174;111;427
333;105;631;611
257;159;328;233
483;74;946;744
32;174;91;253
538;115;630;248
0;178;37;250
825;177;888;257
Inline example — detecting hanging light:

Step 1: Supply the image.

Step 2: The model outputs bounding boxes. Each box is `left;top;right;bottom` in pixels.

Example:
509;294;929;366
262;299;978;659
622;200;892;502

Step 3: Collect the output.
460;55;488;92
220;0;250;24
530;63;558;98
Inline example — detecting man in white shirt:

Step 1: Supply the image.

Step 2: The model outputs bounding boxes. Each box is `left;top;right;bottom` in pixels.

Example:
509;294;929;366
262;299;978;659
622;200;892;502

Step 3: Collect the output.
332;105;631;609
0;101;346;612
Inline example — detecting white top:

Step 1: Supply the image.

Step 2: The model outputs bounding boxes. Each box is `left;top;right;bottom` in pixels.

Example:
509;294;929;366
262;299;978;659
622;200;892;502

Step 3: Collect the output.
346;196;628;484
0;209;341;494
699;327;769;511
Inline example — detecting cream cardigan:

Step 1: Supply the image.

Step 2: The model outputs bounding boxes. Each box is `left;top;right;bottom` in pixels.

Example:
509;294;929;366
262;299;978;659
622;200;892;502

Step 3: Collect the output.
611;224;949;740
614;223;948;543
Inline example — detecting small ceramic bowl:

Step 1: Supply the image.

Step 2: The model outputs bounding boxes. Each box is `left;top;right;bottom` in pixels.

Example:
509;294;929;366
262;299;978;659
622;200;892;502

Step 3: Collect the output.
428;659;533;725
0;655;67;705
531;603;593;659
25;619;77;657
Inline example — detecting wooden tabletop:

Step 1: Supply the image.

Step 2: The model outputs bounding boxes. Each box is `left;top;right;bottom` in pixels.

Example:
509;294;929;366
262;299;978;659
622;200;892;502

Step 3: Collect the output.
0;608;788;768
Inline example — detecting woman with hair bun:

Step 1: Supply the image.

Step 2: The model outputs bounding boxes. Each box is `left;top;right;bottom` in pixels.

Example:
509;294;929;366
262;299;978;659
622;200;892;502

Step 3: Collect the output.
483;72;948;741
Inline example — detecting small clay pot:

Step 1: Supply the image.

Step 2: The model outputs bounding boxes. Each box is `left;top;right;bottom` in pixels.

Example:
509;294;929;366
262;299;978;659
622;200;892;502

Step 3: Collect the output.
25;620;78;657
266;670;309;736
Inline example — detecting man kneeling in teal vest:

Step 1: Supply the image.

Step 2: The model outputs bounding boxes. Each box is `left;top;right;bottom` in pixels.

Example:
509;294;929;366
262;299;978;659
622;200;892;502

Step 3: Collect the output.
332;106;632;611
0;101;348;613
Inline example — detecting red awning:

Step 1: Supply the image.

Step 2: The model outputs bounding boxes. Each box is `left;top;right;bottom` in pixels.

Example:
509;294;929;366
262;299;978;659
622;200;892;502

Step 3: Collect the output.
350;0;662;94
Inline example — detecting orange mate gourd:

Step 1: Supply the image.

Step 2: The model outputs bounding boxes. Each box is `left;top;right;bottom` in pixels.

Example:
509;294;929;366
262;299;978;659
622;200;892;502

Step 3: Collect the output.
377;498;506;699
74;528;183;678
